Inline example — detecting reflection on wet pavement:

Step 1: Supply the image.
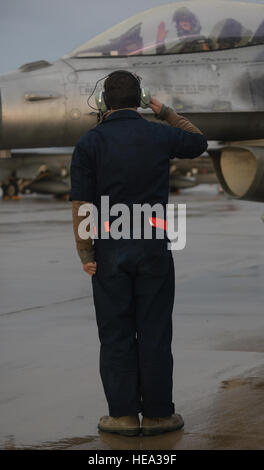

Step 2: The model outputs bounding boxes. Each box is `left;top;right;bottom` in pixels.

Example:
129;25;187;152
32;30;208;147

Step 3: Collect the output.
5;370;264;450
0;186;264;450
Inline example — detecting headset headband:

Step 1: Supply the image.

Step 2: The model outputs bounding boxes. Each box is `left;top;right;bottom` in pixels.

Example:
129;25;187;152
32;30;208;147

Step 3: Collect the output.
90;70;150;114
104;70;141;108
105;70;141;85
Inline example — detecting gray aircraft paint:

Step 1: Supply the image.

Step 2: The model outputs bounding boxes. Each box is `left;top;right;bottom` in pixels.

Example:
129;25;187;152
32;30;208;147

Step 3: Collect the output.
0;0;264;200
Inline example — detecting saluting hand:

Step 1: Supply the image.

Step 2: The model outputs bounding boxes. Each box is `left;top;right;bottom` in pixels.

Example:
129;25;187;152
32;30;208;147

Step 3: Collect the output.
149;97;162;115
83;261;97;276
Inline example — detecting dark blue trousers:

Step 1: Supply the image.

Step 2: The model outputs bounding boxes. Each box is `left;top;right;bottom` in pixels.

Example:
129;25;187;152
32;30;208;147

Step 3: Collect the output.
91;237;175;418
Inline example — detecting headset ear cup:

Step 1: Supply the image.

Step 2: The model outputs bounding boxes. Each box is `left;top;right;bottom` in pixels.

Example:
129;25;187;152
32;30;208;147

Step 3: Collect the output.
102;91;109;111
140;87;151;109
95;90;108;113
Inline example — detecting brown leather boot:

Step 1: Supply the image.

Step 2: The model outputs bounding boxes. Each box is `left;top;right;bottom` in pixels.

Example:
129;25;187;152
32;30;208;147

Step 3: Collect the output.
98;415;140;436
141;413;184;436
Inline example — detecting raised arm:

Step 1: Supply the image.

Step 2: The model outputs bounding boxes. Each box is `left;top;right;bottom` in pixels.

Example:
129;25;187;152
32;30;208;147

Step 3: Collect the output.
156;104;203;134
150;97;208;159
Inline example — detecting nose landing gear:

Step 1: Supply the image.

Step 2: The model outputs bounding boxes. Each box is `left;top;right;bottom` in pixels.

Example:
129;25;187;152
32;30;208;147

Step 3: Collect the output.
1;171;21;200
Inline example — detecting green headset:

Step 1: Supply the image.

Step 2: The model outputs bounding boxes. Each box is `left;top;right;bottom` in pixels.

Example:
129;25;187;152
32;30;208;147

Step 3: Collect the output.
95;70;151;114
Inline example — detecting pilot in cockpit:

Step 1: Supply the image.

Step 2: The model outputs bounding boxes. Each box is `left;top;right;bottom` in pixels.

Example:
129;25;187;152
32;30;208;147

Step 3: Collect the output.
156;7;213;54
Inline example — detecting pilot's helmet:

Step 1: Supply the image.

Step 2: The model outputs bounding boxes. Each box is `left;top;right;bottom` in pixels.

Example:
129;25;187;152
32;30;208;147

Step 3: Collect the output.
218;18;242;41
172;7;202;36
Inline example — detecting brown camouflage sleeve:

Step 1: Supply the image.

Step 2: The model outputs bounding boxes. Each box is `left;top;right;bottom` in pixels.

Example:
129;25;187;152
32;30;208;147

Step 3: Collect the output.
155;104;203;135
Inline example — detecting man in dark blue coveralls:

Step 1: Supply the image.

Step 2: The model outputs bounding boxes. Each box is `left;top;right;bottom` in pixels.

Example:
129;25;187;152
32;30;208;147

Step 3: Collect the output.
70;70;207;436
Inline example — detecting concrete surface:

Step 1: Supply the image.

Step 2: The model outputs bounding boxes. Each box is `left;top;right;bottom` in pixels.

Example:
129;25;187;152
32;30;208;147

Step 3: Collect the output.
0;185;264;450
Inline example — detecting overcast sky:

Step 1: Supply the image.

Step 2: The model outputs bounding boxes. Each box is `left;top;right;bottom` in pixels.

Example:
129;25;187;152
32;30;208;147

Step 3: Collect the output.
0;0;263;74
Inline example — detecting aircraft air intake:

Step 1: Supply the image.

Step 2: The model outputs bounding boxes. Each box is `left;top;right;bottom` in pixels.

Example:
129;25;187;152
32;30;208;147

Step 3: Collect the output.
212;145;264;202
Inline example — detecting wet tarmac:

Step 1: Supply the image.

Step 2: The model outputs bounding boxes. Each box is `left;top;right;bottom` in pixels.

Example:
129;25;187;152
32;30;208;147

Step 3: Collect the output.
0;185;264;450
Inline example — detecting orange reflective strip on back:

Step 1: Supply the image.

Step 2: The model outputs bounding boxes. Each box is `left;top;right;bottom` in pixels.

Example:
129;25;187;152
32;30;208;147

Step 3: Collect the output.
104;221;110;232
94;219;167;234
149;217;167;230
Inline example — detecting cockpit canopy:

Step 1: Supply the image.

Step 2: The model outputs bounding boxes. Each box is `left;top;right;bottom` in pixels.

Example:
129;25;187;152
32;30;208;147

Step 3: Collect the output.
65;0;264;58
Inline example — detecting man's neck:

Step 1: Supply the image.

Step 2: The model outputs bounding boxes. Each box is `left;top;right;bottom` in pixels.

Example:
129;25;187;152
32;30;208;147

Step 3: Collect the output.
102;107;138;120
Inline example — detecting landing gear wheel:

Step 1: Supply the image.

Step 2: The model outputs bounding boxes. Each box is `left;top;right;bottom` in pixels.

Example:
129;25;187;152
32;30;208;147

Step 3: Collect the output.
2;181;20;200
6;183;18;197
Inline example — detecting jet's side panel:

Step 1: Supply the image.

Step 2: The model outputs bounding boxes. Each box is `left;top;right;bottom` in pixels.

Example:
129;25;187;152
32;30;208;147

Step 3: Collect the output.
65;45;264;116
62;66;99;142
61;57;132;143
0;64;67;149
0;44;264;149
61;45;264;142
127;45;264;113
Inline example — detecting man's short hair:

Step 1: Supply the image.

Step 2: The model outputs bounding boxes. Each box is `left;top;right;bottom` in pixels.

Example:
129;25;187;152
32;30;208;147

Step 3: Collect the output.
104;72;140;110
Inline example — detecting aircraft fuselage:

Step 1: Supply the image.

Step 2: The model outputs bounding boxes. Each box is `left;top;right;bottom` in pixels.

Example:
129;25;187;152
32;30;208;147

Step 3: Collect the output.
0;44;264;149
